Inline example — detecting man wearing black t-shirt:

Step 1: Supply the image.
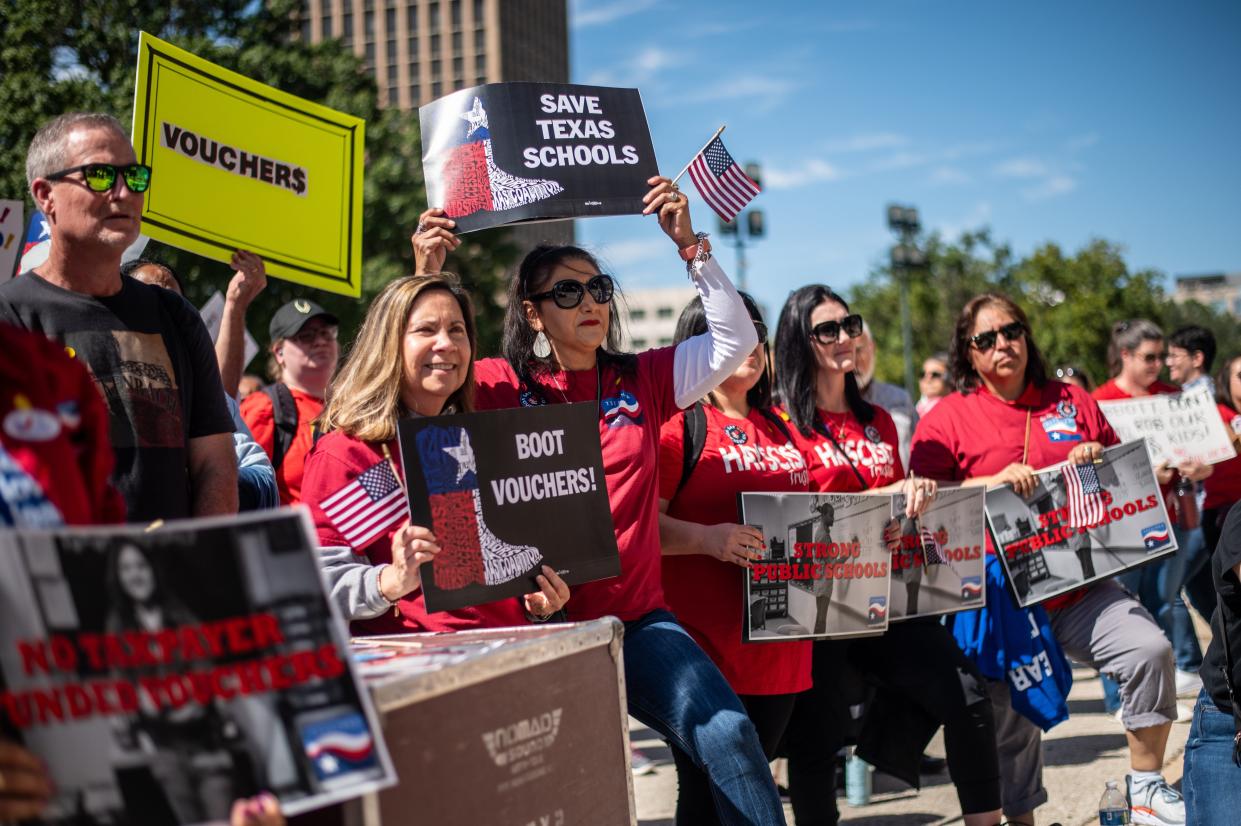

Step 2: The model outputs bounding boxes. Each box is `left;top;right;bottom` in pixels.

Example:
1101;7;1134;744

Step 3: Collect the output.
1183;501;1241;823
0;112;236;522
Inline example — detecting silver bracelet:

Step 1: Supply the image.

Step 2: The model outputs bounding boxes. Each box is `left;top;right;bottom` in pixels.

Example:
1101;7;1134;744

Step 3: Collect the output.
686;231;711;275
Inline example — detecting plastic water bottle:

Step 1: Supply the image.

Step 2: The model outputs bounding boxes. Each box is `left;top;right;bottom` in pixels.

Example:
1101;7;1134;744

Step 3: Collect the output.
844;748;872;806
1099;779;1130;824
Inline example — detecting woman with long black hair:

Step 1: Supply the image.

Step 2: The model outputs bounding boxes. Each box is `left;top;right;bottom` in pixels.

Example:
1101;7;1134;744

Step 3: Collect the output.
658;294;811;824
774;284;1001;826
413;176;783;825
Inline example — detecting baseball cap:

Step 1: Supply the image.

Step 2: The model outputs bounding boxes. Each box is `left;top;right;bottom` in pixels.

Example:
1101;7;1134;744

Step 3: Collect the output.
269;298;339;341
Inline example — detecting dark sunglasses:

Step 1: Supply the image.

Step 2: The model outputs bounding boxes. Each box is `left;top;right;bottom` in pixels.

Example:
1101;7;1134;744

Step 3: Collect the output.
921;370;944;380
1055;367;1079;379
527;274;614;309
969;321;1025;352
810;314;864;345
45;163;152;194
1136;352;1164;364
754;320;768;342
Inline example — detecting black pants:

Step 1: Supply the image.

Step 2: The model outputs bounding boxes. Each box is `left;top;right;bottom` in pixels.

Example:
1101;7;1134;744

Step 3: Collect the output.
785;619;1001;825
671;692;798;825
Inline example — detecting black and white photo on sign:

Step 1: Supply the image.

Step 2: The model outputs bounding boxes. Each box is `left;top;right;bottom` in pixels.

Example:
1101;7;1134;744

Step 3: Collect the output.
984;439;1178;608
887;486;987;621
1096;385;1237;466
739;491;892;642
419;82;659;232
397;402;620;613
0;510;394;826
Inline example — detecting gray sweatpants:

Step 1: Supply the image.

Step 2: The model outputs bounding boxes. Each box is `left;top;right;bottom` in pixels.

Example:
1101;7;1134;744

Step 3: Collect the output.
992;578;1176;816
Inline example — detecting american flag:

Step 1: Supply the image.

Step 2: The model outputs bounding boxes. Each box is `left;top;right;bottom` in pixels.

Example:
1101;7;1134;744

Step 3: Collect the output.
918;522;945;565
322;460;406;550
688;136;761;222
1062;462;1106;529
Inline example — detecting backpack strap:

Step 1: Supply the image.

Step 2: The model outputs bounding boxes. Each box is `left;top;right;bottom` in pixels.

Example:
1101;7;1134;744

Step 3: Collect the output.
673;402;709;501
756;407;794;444
263;383;299;471
816;418;870;490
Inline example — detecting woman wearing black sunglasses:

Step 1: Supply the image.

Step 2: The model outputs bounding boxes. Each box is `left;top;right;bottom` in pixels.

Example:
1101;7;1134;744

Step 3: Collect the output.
910;294;1182;825
772;284;1002;826
413;177;781;825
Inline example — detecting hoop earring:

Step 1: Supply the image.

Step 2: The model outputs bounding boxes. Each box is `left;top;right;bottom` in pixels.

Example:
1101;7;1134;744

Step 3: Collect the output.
533;330;552;359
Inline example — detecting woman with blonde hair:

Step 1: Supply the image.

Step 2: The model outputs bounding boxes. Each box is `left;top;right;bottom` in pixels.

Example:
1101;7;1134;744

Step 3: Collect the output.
302;273;568;635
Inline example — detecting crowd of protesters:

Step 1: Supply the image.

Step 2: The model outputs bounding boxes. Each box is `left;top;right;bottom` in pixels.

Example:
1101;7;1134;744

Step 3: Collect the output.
1;110;1240;826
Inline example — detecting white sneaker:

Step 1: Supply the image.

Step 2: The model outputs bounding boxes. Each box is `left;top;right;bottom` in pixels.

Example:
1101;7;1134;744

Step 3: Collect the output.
1127;774;1185;826
1174;668;1202;698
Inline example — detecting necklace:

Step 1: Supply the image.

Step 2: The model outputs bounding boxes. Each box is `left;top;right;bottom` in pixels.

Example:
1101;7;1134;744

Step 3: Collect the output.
820;408;852;440
537;362;603;413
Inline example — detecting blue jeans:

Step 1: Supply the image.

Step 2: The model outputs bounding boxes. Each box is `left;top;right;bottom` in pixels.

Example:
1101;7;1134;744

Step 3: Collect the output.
1119;524;1203;672
1183;690;1241;825
623;610;785;826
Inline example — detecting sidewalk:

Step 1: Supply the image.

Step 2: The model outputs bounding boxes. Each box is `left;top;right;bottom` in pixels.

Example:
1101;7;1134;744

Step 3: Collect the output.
632;665;1193;825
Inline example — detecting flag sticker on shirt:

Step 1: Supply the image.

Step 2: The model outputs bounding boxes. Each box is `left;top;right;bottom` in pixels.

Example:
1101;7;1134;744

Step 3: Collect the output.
1062;462;1107;528
1141;522;1171;550
322;460;406;550
1041;415;1081;442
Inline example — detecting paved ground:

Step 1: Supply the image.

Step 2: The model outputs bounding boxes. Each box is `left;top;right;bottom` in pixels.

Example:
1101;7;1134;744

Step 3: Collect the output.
631;664;1196;826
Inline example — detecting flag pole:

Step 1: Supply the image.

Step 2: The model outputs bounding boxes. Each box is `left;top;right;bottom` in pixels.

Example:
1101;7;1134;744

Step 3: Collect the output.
670;125;726;187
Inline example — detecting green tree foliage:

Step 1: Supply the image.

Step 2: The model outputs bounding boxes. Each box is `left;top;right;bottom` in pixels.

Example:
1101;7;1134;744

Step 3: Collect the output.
0;0;516;366
849;228;1239;393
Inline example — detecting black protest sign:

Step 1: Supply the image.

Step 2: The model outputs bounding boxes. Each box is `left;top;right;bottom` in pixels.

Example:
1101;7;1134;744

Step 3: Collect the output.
419;82;658;232
0;510;394;825
397;402;620;613
985;440;1178;608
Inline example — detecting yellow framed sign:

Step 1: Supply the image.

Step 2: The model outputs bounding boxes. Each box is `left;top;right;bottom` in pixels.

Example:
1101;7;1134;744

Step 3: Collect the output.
132;32;365;297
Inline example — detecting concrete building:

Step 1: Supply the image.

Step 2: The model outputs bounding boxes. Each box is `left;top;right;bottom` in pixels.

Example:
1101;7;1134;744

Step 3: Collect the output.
1173;272;1241;317
300;0;573;247
619;286;699;351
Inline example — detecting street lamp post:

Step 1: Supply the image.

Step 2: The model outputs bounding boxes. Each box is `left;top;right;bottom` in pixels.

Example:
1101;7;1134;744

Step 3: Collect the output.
886;204;926;398
718;162;765;292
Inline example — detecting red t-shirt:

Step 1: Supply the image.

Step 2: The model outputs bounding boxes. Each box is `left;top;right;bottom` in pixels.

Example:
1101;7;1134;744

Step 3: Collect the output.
1204;404;1241;511
241;385;323;505
0;324;125;525
659;405;812;695
791;405;904;493
301;429;527;635
911;380;1119;610
473;350;677;622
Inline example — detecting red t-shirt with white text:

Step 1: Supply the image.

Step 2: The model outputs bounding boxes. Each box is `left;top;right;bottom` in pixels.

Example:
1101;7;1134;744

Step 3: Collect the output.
659;405;812;695
473;350;678;622
791;405;904;493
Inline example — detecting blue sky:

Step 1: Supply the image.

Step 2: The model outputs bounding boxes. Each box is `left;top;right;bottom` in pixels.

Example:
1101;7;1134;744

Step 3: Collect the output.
566;0;1241;316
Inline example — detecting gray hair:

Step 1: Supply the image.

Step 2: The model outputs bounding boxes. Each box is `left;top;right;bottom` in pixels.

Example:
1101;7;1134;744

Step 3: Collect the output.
1107;318;1163;378
26;113;129;188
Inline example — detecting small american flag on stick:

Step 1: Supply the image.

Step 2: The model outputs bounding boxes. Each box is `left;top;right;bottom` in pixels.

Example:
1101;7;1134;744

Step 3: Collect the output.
322;460;407;550
1062;462;1107;529
685;134;760;223
918;522;946;566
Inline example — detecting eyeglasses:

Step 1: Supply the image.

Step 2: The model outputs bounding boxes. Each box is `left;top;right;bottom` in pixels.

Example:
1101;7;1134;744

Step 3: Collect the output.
45;163;152;194
969;321;1025;352
921;370;944;380
527;274;614;309
289;326;339;346
1055;367;1079;379
809;314;864;345
754;321;768;342
1136;352;1164;364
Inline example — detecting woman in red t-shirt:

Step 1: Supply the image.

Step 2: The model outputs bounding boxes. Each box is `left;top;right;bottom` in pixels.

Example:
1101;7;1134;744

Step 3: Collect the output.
910;295;1181;824
1205;355;1241;561
302;274;569;637
412;178;784;825
774;284;1001;826
658;294;811;823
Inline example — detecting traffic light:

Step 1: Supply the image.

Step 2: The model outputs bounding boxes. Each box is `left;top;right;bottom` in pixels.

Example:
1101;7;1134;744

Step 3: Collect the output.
747;210;765;238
